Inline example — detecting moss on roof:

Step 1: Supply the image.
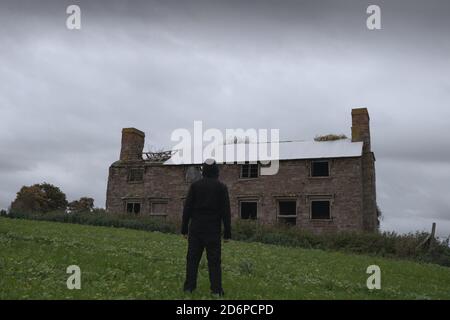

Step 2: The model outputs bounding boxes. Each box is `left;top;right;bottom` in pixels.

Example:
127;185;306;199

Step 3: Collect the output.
314;134;348;142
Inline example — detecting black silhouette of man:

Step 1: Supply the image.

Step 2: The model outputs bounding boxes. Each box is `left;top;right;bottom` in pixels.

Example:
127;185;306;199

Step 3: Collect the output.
181;159;231;296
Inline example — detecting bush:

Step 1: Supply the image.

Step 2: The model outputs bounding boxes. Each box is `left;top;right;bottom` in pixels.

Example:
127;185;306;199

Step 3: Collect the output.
7;210;179;235
4;211;450;267
68;197;95;213
231;220;450;267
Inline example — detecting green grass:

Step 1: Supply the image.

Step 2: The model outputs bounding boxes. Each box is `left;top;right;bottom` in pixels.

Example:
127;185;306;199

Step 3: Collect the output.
1;217;449;299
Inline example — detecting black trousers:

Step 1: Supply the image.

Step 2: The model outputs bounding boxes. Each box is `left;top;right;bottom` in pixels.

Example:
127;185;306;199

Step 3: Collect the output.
184;232;223;293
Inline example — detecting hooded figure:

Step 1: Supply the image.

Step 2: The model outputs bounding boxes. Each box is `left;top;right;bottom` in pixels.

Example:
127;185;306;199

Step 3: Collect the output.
181;159;231;296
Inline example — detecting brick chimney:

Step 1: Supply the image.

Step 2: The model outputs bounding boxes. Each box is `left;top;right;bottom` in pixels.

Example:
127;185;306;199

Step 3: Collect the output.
351;107;371;153
120;128;145;161
351;108;378;232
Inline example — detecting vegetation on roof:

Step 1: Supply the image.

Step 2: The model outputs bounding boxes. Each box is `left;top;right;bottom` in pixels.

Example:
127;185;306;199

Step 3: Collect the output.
314;134;348;142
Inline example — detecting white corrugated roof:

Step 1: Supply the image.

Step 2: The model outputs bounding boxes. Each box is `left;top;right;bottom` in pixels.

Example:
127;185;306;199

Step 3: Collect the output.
163;139;362;165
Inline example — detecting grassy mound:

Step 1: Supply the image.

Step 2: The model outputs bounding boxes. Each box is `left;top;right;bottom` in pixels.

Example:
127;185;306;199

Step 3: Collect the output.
1;217;449;299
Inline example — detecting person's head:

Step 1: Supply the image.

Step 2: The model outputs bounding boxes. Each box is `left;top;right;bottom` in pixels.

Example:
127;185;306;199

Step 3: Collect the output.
202;159;219;179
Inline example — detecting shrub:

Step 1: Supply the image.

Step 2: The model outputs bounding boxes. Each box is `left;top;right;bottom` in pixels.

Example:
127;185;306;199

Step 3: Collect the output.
68;197;95;213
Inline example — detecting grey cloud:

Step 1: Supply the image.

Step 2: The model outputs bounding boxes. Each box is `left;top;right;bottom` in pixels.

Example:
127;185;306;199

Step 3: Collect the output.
0;0;450;236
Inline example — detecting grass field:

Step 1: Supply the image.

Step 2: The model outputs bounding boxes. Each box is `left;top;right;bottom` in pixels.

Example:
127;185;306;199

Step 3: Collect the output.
1;217;449;299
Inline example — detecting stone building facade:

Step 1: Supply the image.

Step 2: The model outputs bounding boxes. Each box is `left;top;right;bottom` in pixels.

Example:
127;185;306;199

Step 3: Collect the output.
106;108;378;233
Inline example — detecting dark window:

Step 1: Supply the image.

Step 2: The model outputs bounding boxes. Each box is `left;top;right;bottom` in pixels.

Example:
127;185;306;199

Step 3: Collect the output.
126;202;141;215
240;163;259;178
278;200;297;225
311;161;329;177
311;200;330;219
278;201;296;216
128;168;144;182
240;201;257;219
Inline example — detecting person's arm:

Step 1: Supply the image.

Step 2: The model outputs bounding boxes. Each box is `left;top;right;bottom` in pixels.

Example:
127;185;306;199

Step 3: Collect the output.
222;186;231;240
181;185;195;235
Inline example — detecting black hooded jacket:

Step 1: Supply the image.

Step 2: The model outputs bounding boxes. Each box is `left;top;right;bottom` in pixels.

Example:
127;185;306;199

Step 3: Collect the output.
181;163;231;239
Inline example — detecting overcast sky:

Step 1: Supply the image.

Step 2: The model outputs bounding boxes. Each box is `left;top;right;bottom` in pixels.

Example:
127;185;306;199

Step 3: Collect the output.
1;0;449;237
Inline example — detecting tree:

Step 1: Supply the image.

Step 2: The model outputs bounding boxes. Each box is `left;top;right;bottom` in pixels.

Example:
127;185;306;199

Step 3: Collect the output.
10;183;68;213
39;183;68;212
68;197;95;213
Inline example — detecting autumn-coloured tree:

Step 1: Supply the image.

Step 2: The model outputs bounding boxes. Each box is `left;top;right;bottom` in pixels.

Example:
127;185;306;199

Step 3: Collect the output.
68;197;95;213
10;183;68;213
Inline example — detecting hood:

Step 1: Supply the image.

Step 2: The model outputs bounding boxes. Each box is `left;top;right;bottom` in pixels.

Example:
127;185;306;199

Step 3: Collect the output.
202;160;219;178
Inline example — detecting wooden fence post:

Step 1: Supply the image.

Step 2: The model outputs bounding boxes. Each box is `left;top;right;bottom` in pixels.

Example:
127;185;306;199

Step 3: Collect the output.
431;222;436;240
416;222;437;251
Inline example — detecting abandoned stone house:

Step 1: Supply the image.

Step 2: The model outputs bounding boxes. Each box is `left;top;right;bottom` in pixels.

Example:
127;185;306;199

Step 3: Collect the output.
106;108;378;233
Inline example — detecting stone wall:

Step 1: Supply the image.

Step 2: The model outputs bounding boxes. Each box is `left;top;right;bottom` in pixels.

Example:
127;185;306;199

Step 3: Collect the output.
106;157;364;234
